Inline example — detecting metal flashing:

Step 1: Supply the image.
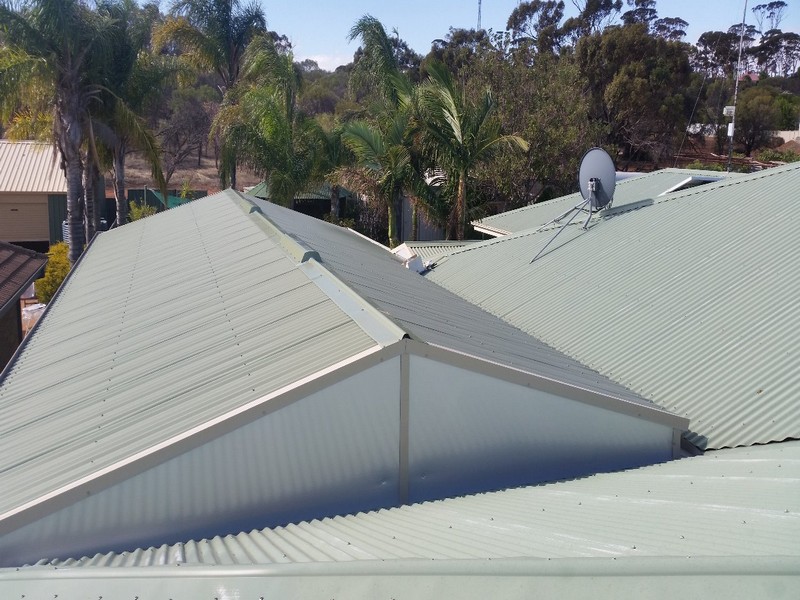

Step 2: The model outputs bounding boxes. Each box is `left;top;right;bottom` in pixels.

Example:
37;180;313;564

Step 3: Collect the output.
298;258;408;347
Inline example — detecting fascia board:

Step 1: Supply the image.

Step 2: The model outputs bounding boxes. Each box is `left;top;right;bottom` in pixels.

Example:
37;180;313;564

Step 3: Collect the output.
403;339;689;430
0;342;404;539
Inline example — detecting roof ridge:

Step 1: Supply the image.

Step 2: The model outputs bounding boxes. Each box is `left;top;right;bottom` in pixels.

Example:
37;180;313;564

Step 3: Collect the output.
232;190;408;347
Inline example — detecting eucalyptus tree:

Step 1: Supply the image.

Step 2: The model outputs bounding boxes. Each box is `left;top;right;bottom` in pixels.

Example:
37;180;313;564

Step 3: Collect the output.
154;0;266;187
0;0;115;264
417;61;529;240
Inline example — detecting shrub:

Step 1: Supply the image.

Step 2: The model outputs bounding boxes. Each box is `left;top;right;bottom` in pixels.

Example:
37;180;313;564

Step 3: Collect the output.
756;149;800;163
35;242;70;304
129;199;157;220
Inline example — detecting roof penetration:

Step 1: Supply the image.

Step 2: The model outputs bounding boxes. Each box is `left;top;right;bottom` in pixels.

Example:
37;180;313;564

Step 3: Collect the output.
0;141;67;194
428;162;800;450
41;440;800;566
473;168;731;237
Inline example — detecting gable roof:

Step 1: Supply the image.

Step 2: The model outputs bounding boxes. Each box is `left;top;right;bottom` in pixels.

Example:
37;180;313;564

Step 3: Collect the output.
0;242;46;317
0;189;684;566
0;141;67;194
473;168;732;237
428;162;800;450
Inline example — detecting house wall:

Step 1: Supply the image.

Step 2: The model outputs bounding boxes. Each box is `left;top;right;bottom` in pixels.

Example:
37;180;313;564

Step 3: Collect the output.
407;355;675;503
0;194;49;244
0;359;401;567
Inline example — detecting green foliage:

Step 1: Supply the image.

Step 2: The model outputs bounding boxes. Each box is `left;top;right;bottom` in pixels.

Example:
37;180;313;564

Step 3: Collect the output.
685;160;725;171
129;200;157;220
756;148;800;163
35;243;71;304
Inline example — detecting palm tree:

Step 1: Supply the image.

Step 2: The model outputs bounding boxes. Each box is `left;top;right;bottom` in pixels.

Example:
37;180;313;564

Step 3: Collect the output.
213;35;318;206
0;0;115;264
93;0;168;227
418;61;529;240
338;111;426;248
153;0;266;189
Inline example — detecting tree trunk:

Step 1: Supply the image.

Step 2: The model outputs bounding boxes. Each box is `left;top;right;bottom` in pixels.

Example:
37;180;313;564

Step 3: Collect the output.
330;184;340;218
457;170;467;241
387;198;398;248
83;158;96;243
114;142;127;227
412;197;420;241
65;156;85;265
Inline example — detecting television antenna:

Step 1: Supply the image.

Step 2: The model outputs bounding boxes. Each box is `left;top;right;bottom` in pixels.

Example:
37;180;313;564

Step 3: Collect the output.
530;147;616;263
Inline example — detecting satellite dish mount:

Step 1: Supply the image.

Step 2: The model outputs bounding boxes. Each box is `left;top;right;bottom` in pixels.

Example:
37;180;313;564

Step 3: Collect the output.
531;147;616;263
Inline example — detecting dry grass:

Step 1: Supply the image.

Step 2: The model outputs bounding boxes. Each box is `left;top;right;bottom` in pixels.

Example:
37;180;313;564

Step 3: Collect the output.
119;150;263;195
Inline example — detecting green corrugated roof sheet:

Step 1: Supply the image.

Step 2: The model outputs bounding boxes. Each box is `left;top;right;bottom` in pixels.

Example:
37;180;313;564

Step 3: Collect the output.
429;162;800;450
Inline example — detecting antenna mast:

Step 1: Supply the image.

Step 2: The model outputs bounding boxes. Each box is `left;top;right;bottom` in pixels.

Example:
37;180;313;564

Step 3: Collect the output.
477;0;482;29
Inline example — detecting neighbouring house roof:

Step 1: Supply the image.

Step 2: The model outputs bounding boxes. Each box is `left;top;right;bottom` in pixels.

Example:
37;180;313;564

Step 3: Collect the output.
0;242;46;318
472;168;732;237
0;141;67;194
0;189;684;567
427;162;800;450
246;181;349;202
37;440;800;566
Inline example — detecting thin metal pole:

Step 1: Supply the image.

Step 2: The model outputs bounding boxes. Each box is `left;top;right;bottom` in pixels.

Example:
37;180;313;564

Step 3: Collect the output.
727;0;749;173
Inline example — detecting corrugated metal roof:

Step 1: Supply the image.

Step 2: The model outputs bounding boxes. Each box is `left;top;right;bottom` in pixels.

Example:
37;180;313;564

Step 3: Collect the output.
0;191;384;521
428;162;800;450
0;241;46;315
44;440;800;566
249;196;655;407
393;240;478;262
0;141;67;193
473;168;731;236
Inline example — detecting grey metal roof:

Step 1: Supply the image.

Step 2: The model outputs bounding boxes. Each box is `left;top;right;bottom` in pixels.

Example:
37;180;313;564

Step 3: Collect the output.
428;162;800;450
248;195;657;407
41;440;800;566
473;168;731;236
0;191;387;525
0;141;67;194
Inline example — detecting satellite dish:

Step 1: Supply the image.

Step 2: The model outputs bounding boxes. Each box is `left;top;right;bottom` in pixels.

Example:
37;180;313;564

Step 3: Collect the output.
579;147;616;210
531;147;617;263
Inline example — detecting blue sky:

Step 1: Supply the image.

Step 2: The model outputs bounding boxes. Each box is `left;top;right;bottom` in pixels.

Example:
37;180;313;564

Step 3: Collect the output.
261;0;800;70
